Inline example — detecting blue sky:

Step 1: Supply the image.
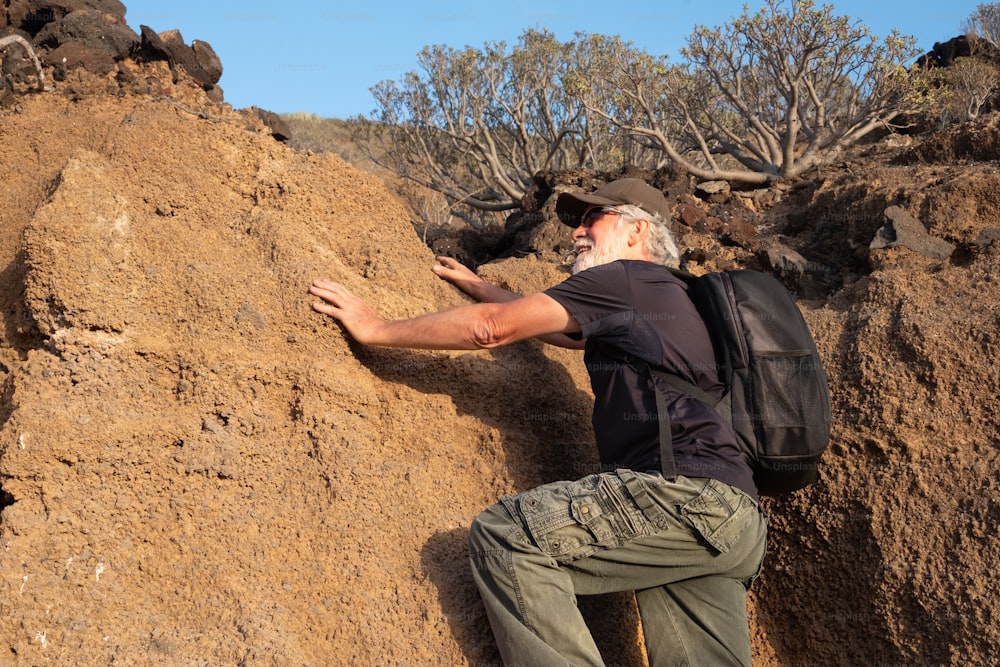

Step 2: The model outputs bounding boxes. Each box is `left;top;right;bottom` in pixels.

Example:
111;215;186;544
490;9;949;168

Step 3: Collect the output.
122;0;983;119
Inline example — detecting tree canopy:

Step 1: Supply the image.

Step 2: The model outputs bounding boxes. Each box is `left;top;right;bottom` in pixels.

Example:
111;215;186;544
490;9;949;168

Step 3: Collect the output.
963;2;1000;46
573;0;922;184
366;0;925;213
365;29;606;216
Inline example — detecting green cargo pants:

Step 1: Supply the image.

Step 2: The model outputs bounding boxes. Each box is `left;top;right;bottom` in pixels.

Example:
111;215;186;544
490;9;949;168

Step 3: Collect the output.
468;471;767;667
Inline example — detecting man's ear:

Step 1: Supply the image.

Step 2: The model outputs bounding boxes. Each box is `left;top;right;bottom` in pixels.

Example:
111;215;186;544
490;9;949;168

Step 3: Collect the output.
628;218;650;248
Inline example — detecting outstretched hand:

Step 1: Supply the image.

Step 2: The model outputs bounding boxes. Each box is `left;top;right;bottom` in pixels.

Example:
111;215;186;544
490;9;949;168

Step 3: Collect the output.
309;279;384;344
432;256;481;294
432;255;518;304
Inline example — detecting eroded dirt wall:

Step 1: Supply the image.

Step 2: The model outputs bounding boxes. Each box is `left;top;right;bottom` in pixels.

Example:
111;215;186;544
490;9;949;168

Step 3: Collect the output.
0;79;998;666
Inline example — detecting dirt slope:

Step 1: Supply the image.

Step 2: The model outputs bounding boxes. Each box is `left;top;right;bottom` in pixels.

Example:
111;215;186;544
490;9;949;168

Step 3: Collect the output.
0;64;644;665
0;41;998;667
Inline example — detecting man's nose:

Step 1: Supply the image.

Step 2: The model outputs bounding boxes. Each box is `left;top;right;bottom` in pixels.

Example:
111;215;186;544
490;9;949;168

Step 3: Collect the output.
571;224;586;240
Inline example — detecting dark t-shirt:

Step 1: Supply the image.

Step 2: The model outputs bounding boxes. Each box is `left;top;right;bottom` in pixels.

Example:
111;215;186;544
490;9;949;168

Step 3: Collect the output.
544;260;757;499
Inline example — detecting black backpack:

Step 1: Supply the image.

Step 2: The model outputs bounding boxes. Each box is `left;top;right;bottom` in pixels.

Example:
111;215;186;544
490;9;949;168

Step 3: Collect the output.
632;269;832;496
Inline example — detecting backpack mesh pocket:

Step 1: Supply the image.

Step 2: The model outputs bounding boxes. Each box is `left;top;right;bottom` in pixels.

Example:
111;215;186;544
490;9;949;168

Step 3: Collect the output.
751;352;826;428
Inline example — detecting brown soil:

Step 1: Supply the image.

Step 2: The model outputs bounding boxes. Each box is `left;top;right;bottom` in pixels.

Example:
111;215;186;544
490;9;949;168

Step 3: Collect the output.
0;58;997;667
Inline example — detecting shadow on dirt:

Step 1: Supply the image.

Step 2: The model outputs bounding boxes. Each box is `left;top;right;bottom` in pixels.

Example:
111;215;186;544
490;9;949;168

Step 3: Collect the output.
358;341;646;664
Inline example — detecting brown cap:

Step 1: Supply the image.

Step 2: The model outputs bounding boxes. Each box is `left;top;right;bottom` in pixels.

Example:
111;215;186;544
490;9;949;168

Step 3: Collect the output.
555;178;671;227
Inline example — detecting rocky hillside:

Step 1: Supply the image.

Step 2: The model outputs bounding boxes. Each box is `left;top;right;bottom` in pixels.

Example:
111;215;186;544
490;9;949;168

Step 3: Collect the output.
1;2;998;666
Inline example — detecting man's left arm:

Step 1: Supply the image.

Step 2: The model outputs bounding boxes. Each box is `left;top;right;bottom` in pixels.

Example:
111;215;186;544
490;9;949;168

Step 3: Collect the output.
309;279;581;350
432;257;585;350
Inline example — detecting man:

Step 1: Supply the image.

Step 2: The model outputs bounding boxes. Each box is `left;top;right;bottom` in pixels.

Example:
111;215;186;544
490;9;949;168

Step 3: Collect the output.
310;178;767;666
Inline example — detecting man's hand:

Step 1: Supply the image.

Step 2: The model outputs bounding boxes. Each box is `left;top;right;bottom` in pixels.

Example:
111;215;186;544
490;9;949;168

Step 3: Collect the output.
432;255;478;288
431;256;488;298
310;279;384;345
432;256;518;304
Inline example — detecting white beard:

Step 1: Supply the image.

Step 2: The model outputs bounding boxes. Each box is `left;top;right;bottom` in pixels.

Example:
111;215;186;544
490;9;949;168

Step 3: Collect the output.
571;227;631;275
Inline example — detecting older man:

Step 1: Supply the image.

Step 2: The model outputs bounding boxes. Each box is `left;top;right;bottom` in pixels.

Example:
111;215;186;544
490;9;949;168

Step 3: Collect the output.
310;178;767;667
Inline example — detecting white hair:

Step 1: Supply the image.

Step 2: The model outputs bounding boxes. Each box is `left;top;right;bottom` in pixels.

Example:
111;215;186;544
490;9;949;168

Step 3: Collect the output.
614;204;681;269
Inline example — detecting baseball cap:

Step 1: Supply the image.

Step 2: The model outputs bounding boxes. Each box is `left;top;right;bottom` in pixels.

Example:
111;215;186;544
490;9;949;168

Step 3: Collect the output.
555;178;671;227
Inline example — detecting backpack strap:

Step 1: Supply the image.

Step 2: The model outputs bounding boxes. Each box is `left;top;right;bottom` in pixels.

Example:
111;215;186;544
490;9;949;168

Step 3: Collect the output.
594;344;673;479
602;344;725;481
647;365;732;424
646;366;717;408
636;359;724;481
643;361;678;480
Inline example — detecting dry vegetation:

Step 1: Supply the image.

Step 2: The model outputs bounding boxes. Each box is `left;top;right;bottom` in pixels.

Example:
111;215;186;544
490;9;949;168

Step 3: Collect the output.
281;113;374;167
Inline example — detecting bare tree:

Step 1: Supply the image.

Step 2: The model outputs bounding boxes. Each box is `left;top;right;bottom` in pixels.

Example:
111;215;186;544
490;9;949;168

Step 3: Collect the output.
560;34;668;170
924;56;1000;127
947;57;1000;120
963;3;1000;47
365;0;928;216
365;29;600;217
573;0;923;184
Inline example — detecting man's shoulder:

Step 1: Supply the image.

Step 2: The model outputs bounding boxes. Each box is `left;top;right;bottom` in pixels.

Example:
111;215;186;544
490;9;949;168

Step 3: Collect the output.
619;259;681;275
561;260;680;282
545;261;688;303
546;261;627;292
618;260;690;290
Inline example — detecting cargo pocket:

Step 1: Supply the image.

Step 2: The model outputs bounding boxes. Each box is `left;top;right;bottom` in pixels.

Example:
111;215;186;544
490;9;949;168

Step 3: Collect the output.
679;479;754;554
517;477;616;561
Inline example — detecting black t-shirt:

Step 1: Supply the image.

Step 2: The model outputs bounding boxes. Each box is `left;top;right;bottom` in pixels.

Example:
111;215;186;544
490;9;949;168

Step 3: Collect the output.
544;260;757;499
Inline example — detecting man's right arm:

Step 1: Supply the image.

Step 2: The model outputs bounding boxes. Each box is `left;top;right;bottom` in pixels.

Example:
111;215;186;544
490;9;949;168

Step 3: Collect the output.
310;280;580;351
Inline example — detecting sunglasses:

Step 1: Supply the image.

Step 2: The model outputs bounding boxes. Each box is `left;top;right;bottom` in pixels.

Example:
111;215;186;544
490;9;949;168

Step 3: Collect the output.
580;207;622;227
